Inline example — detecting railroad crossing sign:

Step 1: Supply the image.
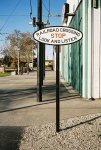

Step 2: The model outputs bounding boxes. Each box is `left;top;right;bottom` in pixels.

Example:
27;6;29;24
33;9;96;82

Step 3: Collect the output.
33;26;83;132
34;26;83;45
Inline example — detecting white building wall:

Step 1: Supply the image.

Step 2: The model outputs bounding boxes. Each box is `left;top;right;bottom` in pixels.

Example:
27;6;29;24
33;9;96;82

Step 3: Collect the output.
82;0;88;98
62;0;101;99
88;1;92;98
88;1;101;99
93;8;100;98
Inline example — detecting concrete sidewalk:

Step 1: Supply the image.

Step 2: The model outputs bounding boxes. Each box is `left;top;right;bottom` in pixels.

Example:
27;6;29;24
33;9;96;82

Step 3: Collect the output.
0;71;101;150
0;70;101;126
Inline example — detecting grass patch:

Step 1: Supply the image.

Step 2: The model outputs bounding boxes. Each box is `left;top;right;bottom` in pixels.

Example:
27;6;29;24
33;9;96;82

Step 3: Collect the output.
0;72;11;77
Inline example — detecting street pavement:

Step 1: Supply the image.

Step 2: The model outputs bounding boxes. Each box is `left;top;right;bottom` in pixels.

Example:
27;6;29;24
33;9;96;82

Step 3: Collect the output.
0;70;101;150
0;70;101;126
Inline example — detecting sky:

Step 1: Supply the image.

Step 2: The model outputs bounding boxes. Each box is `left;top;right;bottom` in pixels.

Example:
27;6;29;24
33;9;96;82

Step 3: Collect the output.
0;0;66;59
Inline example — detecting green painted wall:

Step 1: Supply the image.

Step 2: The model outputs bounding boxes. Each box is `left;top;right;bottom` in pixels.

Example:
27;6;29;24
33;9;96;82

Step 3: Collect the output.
61;1;83;96
61;46;67;81
68;1;83;95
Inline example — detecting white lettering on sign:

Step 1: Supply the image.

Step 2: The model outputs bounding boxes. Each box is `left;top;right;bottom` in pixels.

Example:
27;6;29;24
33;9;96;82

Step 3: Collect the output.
33;26;83;45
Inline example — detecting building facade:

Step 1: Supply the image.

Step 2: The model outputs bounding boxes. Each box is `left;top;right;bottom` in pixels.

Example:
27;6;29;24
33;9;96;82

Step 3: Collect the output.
60;0;101;99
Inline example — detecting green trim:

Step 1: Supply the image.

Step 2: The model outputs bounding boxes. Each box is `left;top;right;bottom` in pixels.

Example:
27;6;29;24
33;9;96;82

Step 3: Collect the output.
99;0;101;7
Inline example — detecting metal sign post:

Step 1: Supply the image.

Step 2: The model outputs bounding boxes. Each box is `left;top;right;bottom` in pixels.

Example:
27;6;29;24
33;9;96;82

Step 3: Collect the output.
56;45;60;132
33;26;83;132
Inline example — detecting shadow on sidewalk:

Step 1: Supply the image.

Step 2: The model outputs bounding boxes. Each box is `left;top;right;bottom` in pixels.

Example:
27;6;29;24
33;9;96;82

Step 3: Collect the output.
0;94;80;113
60;115;101;131
0;126;24;150
0;76;80;113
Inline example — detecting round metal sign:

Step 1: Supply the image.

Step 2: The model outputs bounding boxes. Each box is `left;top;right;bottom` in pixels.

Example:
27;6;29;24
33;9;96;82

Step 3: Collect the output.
33;26;83;45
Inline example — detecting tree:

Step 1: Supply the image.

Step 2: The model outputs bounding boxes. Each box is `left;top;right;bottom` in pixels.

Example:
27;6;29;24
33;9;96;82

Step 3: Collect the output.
3;55;12;66
5;30;21;63
5;30;36;64
20;32;34;63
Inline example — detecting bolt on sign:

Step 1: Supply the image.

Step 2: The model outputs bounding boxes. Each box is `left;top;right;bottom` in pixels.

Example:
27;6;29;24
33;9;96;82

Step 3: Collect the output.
33;26;83;45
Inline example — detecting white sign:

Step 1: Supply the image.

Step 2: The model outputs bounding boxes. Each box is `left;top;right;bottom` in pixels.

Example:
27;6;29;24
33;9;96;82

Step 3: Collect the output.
33;26;83;45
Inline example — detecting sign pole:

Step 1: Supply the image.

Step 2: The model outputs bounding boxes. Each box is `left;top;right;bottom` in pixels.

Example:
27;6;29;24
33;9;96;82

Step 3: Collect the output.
56;45;60;132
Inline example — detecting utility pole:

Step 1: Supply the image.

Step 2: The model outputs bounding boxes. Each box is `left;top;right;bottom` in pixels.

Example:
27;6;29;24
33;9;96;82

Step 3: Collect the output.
18;50;20;75
41;24;45;84
37;0;43;102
